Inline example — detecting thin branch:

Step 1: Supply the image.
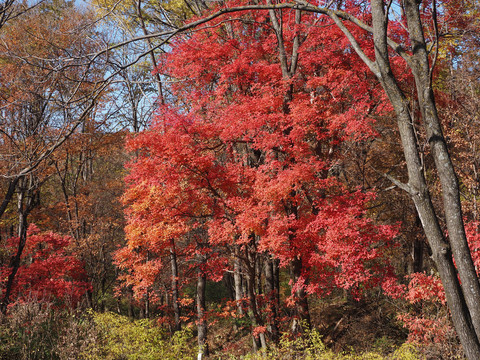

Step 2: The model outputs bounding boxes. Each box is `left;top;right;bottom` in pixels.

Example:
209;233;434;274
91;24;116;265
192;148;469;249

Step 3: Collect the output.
371;166;413;194
429;0;439;81
55;2;412;68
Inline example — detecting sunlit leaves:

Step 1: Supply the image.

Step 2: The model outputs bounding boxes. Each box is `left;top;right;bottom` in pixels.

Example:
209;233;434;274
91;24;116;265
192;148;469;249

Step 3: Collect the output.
0;225;90;306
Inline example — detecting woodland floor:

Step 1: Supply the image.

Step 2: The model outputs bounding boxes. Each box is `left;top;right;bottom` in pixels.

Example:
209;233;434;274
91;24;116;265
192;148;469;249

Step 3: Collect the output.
205;296;461;359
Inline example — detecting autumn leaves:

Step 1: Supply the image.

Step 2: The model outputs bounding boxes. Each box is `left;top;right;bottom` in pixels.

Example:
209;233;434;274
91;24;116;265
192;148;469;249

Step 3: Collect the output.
119;6;398;348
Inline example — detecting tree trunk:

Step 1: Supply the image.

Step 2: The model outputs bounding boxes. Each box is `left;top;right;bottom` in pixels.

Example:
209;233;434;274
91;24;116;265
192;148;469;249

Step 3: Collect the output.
274;259;280;312
265;254;280;342
196;270;208;360
245;243;267;351
144;252;151;319
170;239;181;331
408;215;424;274
290;257;310;333
0;178;19;220
234;245;244;316
410;238;424;274
223;271;235;302
403;0;480;341
256;253;263;296
136;0;164;104
1;176;37;314
365;1;480;358
1;207;28;314
127;286;135;318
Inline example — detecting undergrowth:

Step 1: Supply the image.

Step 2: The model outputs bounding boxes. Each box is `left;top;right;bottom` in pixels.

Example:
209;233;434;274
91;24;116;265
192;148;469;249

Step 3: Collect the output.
225;328;423;360
0;302;427;360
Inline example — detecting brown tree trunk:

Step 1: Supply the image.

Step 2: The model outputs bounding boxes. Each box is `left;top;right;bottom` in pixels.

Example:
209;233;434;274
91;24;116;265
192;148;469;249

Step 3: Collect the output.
1;176;37;314
144;252;151;319
265;254;280;342
410;238;424;274
408;215;424;274
245;241;267;351
403;0;480;341
136;0;164;104
362;1;480;358
170;239;181;331
290;257;310;333
0;178;19;220
1;208;28;314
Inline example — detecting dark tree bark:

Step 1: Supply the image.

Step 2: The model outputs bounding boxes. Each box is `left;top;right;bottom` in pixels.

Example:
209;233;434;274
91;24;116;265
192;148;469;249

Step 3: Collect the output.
408;215;424;274
354;1;480;358
144;252;151;319
268;6;312;333
223;270;235;302
410;238;424;274
245;240;267;351
136;0;164;104
404;0;480;339
1;175;38;314
264;254;280;342
0;178;19;220
170;238;181;331
290;256;311;333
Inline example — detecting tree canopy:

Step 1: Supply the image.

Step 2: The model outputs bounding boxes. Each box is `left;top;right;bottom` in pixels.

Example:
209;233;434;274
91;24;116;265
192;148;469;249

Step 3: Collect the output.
1;0;480;359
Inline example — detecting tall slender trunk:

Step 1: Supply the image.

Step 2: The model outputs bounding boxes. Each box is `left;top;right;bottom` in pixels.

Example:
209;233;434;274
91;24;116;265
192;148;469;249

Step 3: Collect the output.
1;205;28;314
290;257;310;333
356;2;480;358
170;239;181;331
144;291;150;319
0;178;19;220
274;259;280;312
136;0;164;104
268;7;311;332
264;254;279;342
408;215;424;274
234;245;244;316
256;254;263;296
410;238;424;274
1;176;37;314
403;0;480;341
196;269;208;360
144;252;150;319
245;241;267;351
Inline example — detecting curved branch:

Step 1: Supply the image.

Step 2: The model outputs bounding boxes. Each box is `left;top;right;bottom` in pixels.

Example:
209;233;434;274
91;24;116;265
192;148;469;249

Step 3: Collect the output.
67;2;412;67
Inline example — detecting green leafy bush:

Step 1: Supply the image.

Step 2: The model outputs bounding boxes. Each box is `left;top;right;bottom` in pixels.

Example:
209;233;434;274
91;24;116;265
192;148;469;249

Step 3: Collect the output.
0;304;195;360
0;302;423;360
84;311;196;360
235;328;423;360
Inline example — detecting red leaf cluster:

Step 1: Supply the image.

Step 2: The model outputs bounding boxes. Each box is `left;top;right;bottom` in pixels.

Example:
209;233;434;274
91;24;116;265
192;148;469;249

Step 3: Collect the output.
1;225;90;307
117;0;399;324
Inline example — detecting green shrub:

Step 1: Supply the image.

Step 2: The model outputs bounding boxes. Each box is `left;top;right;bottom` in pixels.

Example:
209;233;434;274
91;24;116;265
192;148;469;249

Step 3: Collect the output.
84;311;196;360
0;304;195;360
0;303;424;360
234;328;423;360
389;344;424;360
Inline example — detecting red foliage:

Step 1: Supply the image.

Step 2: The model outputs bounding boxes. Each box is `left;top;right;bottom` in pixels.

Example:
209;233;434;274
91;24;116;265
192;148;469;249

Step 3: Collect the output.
117;0;399;325
395;272;452;344
0;225;90;306
395;222;480;344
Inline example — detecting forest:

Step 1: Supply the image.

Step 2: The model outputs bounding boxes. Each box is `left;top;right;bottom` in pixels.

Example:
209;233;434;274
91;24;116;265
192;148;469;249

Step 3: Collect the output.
0;0;479;359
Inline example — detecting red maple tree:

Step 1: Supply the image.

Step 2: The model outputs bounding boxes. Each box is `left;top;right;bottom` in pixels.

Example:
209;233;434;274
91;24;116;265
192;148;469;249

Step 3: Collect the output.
0;225;90;307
